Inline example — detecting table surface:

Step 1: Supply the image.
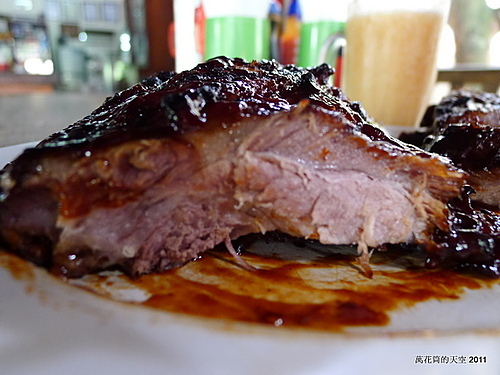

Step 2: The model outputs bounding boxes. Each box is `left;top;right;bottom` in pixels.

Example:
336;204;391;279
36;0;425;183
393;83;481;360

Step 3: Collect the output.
0;91;110;148
437;65;500;93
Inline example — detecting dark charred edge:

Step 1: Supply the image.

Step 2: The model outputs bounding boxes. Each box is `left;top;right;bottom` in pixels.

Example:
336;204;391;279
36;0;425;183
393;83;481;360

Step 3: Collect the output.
0;232;54;270
432;89;500;128
1;58;342;185
1;56;424;197
34;58;338;151
425;186;500;278
417;89;500;154
427;123;500;171
398;89;500;278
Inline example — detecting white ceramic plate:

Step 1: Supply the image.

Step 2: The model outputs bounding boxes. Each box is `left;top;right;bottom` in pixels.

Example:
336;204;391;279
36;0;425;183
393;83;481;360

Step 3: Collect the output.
1;142;500;375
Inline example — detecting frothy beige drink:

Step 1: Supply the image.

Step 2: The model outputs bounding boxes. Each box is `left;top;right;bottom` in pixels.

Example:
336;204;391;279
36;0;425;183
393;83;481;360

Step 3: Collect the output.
342;2;449;127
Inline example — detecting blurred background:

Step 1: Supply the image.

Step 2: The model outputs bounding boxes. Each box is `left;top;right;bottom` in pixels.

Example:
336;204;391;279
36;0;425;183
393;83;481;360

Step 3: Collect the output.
0;0;499;94
0;0;499;145
0;0;150;94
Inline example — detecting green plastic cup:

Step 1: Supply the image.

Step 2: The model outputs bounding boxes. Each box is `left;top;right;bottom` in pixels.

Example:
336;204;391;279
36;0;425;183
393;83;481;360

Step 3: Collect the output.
298;20;345;68
204;16;271;61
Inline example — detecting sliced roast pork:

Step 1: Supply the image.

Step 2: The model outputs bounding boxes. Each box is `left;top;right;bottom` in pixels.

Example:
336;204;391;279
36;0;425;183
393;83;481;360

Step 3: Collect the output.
0;57;465;278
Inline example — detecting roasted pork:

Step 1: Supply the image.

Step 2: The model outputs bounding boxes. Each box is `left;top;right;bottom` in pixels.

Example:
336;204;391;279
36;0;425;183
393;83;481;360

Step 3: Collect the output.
401;89;500;276
0;57;465;277
421;89;500;207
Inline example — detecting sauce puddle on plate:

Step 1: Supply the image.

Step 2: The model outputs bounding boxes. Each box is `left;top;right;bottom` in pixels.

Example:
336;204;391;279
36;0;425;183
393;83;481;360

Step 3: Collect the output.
61;240;497;332
1;240;497;332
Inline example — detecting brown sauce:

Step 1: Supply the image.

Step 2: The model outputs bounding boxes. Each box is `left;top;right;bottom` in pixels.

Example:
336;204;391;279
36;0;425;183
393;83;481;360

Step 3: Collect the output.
1;244;497;333
78;243;497;332
131;251;488;332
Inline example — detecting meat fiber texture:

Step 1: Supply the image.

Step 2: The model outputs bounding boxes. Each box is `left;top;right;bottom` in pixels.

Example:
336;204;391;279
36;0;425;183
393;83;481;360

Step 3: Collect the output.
0;57;465;278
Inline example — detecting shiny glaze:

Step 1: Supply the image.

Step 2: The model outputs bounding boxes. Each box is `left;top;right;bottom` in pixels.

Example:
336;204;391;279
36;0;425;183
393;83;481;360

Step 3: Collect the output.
5;57;434;184
428;123;500;171
35;58;357;150
428;187;500;277
402;89;500;278
420;89;500;172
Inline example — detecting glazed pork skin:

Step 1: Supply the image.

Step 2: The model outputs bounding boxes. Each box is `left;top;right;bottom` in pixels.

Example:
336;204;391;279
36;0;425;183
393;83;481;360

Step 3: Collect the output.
423;89;500;132
422;90;500;207
428;123;500;208
0;57;465;277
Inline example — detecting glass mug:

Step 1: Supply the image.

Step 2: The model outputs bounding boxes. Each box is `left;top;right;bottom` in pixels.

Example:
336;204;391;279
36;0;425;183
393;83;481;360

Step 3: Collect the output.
322;0;450;128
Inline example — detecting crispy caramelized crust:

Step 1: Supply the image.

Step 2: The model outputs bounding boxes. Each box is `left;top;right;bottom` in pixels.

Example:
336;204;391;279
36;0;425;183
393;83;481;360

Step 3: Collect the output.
401;89;500;276
420;89;500;208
